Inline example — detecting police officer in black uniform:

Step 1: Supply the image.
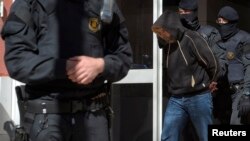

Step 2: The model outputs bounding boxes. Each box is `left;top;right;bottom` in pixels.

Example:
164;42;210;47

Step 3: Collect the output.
1;0;133;141
238;43;250;124
178;0;221;47
212;6;250;124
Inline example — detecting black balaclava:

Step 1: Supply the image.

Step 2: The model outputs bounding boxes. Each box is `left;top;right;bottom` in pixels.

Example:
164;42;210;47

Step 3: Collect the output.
178;0;200;31
217;6;239;41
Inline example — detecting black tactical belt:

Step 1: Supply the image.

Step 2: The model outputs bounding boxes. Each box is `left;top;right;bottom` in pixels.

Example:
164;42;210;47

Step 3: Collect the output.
25;93;107;114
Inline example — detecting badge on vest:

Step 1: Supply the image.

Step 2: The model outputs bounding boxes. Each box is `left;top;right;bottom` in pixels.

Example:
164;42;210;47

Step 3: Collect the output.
89;18;101;32
227;51;235;60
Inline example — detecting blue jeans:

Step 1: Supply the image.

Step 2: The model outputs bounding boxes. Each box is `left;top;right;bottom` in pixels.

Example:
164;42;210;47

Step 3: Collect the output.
161;92;213;141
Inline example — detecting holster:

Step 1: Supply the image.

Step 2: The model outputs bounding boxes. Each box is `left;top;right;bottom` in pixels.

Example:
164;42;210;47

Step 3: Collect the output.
13;86;30;141
14;126;29;141
15;86;29;127
4;120;29;141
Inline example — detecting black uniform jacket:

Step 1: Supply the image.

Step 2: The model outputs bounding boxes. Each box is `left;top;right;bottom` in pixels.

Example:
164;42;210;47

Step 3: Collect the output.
1;0;133;97
154;10;219;96
198;25;221;48
212;30;250;91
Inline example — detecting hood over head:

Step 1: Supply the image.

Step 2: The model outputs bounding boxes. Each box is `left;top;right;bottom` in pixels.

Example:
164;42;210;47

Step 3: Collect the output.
152;10;185;41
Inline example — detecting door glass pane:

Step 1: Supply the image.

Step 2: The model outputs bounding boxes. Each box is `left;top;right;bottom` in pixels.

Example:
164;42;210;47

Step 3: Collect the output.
117;0;153;69
111;83;153;141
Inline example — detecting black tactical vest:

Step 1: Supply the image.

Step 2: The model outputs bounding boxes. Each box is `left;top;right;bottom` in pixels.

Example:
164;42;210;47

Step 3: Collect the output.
217;31;247;83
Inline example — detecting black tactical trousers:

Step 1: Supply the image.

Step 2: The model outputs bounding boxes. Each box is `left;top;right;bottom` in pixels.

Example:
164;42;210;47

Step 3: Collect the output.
230;87;243;124
28;110;109;141
229;83;250;124
212;88;232;124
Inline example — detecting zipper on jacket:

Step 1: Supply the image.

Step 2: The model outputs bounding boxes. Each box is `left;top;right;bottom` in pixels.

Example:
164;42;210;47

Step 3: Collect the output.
177;40;188;66
166;43;171;68
186;34;218;81
177;40;197;87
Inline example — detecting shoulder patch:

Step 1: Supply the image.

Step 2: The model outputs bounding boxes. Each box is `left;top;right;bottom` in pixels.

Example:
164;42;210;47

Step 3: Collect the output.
88;18;101;32
227;51;235;60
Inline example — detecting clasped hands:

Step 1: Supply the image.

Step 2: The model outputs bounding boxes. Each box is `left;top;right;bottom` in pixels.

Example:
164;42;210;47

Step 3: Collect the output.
66;56;104;85
209;81;218;93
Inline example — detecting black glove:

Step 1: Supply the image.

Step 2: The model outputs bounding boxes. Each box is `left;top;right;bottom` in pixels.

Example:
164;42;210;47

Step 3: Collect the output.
238;94;250;117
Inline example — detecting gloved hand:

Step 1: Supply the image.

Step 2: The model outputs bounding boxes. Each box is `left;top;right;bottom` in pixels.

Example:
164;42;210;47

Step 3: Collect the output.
238;94;250;117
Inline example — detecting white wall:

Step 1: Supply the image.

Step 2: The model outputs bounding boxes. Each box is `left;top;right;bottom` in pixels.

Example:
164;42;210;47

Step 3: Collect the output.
0;77;12;117
0;77;21;125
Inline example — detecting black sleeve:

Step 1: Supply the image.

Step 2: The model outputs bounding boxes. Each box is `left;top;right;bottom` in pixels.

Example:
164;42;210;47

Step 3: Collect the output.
1;0;67;84
198;25;221;48
211;42;227;79
207;28;221;48
101;3;133;82
243;44;250;90
192;33;219;81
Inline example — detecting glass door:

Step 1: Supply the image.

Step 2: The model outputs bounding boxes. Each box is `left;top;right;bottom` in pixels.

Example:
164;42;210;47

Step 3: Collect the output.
111;0;163;141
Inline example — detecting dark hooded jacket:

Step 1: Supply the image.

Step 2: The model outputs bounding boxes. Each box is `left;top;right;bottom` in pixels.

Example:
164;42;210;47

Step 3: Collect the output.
153;10;219;96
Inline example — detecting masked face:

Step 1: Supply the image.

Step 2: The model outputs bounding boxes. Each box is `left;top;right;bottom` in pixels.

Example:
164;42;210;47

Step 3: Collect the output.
178;8;200;30
219;23;238;41
216;17;238;40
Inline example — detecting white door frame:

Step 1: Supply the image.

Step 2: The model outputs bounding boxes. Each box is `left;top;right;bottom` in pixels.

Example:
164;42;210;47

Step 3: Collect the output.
116;0;163;140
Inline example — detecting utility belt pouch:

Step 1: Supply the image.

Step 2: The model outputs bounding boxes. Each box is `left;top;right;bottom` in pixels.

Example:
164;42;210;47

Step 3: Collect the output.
229;83;243;94
4;121;29;141
15;126;29;141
